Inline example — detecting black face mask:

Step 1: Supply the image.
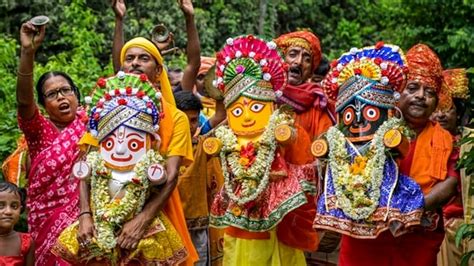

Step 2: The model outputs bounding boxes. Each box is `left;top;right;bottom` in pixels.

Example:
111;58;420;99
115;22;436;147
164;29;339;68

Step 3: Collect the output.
339;99;388;143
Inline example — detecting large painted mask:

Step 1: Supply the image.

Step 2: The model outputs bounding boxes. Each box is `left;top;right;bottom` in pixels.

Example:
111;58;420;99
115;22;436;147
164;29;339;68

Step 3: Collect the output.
213;35;287;139
322;43;408;142
85;72;162;170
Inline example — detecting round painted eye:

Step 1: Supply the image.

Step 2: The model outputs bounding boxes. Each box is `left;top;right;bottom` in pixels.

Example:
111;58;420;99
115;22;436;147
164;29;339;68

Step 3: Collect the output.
250;103;265;113
363;106;380;121
231;107;243;117
128;139;144;152
342;108;355;125
101;137;115;151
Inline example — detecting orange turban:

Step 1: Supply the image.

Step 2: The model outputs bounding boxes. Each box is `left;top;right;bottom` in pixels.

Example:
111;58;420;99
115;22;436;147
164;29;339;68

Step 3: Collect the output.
437;68;469;111
274;30;322;71
198;56;216;76
405;44;443;93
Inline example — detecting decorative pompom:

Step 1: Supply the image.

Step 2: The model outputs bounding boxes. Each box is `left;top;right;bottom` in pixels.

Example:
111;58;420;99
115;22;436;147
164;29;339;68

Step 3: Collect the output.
118;98;127;105
267;41;277;50
96;78;107;88
212;80;218;87
330;60;338;68
146;108;152;114
136;91;145;99
236;65;245;74
260;59;267;66
381;76;389;85
153;125;160;131
391;46;399;52
126;87;133;95
90;129;98;137
375;41;385;50
249;52;256;58
117;71;126;79
143;96;150;101
219;65;225;72
139;74;148;82
226;38;234;46
84;96;92;104
225;56;231;63
350;47;359;54
380;62;388;70
374;57;382;65
104;93;112;101
275;90;283;97
235;51;242;58
93;113;100;121
336;64;344;71
393;91;401;101
155;92;162;99
263;73;272;81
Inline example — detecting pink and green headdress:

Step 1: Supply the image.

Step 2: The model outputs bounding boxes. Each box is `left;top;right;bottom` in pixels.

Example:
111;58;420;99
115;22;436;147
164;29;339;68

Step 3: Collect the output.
213;35;287;108
84;71;163;141
322;42;409;113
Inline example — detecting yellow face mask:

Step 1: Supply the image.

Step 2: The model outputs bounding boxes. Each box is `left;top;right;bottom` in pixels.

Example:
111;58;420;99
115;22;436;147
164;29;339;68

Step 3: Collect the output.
227;96;274;138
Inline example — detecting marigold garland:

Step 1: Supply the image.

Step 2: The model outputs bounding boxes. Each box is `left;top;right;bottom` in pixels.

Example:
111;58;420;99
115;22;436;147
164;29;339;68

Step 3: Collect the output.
87;149;164;255
327;117;411;220
215;109;294;206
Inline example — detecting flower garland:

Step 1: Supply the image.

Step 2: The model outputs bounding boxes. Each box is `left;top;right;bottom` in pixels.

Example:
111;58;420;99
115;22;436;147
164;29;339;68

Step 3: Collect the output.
215;109;293;206
327;117;409;220
87;149;164;252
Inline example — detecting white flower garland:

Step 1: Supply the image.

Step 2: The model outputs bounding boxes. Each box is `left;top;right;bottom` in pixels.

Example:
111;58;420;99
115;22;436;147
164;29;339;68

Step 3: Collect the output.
87;149;164;251
327;117;407;220
215;109;293;206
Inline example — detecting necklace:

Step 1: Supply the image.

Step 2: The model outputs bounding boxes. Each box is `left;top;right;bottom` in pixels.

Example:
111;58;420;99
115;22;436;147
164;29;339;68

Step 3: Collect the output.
215;109;293;206
326;117;406;220
87;149;164;251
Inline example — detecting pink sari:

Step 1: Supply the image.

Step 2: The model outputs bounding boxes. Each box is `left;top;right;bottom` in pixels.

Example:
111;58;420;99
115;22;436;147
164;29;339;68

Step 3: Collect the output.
19;109;86;266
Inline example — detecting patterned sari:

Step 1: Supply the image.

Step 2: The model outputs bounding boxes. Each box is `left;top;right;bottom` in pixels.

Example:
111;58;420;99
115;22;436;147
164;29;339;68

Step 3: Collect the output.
19;108;86;266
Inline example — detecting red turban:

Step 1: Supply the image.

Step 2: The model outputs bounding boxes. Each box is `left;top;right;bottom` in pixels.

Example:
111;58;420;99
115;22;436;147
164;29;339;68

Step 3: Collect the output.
405;44;443;93
275;30;322;71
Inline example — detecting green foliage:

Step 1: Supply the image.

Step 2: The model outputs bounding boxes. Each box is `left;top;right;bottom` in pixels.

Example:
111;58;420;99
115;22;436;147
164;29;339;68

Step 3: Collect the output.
456;223;474;265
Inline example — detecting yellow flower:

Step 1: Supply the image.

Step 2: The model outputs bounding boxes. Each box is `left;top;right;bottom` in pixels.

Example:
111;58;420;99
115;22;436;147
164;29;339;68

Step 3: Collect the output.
350;156;368;175
232;205;242;216
239;157;250;167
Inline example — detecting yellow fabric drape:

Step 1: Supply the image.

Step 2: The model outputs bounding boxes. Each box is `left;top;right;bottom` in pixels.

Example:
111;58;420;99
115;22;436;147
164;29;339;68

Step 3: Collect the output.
120;37;176;106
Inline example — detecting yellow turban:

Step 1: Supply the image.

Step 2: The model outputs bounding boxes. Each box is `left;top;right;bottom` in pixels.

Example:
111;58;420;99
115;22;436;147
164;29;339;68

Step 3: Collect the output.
120;37;176;106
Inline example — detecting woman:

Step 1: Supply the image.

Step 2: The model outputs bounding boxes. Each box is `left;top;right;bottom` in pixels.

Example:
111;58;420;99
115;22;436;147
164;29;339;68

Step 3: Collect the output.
16;21;86;265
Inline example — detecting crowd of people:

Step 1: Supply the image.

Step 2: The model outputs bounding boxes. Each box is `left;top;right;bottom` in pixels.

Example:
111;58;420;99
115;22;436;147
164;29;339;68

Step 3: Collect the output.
0;0;472;265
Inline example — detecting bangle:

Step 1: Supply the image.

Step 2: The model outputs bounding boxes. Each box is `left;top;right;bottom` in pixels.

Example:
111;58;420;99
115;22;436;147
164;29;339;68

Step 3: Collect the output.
78;211;92;218
17;70;33;77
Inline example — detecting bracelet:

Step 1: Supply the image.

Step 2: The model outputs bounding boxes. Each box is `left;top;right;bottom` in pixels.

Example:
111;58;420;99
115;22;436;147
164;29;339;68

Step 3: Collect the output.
78;211;92;218
17;70;33;77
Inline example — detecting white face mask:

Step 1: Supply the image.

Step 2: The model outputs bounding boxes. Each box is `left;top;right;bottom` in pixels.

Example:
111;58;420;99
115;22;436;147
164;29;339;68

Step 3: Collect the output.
100;126;148;170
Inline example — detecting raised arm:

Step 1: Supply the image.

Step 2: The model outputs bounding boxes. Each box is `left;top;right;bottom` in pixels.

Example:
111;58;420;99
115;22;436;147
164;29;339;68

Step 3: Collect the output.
112;0;126;73
208;99;226;128
178;0;201;91
17;22;45;120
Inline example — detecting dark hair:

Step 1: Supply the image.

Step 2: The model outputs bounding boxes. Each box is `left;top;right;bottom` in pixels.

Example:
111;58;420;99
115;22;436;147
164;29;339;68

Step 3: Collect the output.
174;91;203;111
35;71;81;106
453;98;467;126
315;56;330;76
0;181;25;212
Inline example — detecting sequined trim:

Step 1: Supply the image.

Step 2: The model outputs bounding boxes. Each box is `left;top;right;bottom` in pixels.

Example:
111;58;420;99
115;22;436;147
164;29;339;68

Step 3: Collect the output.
224;75;275;107
186;216;210;230
98;105;155;140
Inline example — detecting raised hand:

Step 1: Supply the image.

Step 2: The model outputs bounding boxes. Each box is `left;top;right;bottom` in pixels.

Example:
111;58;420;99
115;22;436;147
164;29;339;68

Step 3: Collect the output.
20;22;45;52
112;0;126;19
178;0;194;17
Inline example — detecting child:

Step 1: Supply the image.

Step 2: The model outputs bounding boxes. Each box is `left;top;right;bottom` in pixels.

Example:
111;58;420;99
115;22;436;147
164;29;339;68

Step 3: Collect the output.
0;181;34;266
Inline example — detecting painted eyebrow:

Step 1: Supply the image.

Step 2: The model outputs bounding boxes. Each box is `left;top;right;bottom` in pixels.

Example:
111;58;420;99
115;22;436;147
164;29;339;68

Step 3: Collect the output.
126;133;144;139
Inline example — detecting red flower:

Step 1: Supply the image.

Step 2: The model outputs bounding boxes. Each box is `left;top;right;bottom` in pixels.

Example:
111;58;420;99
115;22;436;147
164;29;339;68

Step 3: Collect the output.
218;83;225;90
262;66;270;73
332;70;340;77
96;101;104;108
254;54;262;62
240;142;256;168
146;101;153;108
247;34;255;40
330;59;338;68
136;91;145;99
114;88;121;96
381;70;388;76
126;86;133;95
93;112;100;121
96;78;107;88
374;57;382;65
131;177;141;184
104;93;112;101
354;68;362;75
375;41;385;50
139;74;148;82
118;98;127;105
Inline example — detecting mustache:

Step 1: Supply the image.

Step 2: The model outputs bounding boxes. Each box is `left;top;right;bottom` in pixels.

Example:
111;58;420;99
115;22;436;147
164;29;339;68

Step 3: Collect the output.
127;67;144;74
289;66;302;75
410;100;428;108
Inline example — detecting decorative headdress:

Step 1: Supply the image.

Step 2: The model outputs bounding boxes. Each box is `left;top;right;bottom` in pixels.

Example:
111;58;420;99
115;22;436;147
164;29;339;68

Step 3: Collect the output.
213;35;287;108
437;68;469;111
120;37;176;107
322;42;408;113
274;30;322;71
405;44;443;93
84;72;163;141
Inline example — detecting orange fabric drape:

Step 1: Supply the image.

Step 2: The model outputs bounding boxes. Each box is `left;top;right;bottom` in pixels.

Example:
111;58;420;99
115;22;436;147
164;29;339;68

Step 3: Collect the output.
159;100;199;266
408;122;453;194
295;108;333;140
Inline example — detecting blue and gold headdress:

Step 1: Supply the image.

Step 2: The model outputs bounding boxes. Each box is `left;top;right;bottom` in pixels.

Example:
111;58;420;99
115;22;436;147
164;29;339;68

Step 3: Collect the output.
322;42;408;113
84;72;163;141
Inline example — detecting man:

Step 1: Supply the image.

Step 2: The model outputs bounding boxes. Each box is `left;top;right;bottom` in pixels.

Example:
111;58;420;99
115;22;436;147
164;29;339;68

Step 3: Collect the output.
338;44;458;266
275;30;335;140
